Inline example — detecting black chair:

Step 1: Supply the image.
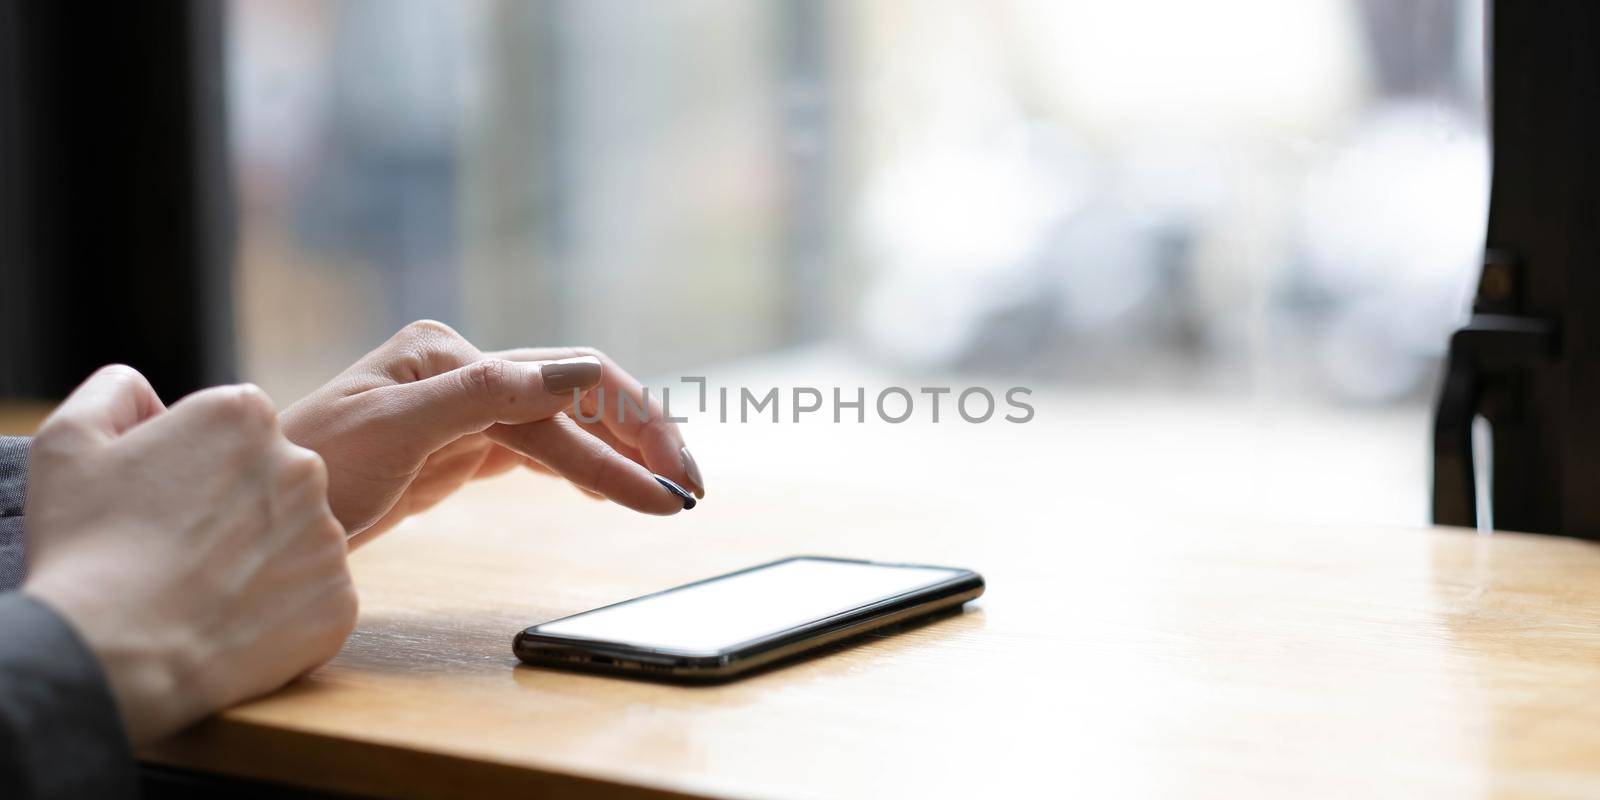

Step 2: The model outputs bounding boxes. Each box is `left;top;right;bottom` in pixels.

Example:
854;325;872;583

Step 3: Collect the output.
1433;1;1600;536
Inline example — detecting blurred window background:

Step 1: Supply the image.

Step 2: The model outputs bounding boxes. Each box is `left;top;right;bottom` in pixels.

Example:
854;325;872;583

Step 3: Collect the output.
228;0;1487;529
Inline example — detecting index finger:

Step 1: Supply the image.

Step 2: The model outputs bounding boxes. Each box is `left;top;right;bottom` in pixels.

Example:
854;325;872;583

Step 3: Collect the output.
486;415;688;515
487;347;701;498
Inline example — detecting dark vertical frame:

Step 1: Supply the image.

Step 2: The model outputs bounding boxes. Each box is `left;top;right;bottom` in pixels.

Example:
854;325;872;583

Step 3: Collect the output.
0;0;39;395
0;0;235;403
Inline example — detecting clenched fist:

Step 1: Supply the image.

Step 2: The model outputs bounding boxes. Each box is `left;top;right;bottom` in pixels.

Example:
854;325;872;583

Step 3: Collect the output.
22;366;357;745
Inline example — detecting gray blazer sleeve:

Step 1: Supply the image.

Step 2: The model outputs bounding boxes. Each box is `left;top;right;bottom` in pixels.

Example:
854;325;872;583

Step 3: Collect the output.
1;436;27;590
0;437;138;799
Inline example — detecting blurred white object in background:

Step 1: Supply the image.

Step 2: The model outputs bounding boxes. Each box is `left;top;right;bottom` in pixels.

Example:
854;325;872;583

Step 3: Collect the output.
853;0;1374;378
1297;101;1489;402
858;128;1087;367
1009;0;1367;140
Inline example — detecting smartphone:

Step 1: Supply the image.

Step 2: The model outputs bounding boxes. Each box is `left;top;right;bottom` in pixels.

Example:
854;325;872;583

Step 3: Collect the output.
514;556;984;682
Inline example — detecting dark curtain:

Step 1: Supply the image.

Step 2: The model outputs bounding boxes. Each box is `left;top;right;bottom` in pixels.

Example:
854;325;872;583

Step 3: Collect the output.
0;0;234;403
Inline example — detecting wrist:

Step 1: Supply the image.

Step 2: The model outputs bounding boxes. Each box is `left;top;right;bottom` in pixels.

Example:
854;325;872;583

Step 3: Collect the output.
23;578;196;744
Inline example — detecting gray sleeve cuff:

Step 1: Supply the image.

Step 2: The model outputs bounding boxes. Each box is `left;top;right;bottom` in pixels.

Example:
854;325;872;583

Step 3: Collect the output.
0;436;29;591
0;592;137;799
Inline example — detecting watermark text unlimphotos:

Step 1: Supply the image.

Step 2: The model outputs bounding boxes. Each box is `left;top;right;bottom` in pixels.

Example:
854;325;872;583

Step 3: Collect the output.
573;378;1034;425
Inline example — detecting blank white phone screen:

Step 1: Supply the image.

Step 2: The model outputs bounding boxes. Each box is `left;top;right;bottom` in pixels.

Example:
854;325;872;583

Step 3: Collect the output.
534;559;964;654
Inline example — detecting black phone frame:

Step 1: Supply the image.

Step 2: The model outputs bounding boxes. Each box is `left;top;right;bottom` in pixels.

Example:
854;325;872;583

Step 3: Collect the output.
513;555;984;683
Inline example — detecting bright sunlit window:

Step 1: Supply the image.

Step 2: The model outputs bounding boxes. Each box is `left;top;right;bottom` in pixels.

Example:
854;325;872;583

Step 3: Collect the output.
228;0;1487;528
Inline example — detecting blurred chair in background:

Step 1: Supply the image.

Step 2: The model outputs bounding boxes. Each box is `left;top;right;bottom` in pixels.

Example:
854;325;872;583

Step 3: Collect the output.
1432;1;1600;538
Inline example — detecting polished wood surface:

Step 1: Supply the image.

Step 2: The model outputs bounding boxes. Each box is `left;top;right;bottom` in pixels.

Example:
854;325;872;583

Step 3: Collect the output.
0;402;50;436
10;389;1600;796
139;461;1600;798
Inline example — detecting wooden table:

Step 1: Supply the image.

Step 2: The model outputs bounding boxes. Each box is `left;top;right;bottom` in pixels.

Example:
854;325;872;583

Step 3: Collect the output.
0;402;51;436
10;386;1598;796
140;465;1600;798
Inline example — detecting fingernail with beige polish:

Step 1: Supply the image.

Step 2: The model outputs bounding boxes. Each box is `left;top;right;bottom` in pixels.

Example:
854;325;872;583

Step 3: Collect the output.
540;356;602;394
679;447;705;498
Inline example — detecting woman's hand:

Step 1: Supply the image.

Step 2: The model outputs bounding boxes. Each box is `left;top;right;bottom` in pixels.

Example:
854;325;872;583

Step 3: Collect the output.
280;320;705;547
24;366;358;744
